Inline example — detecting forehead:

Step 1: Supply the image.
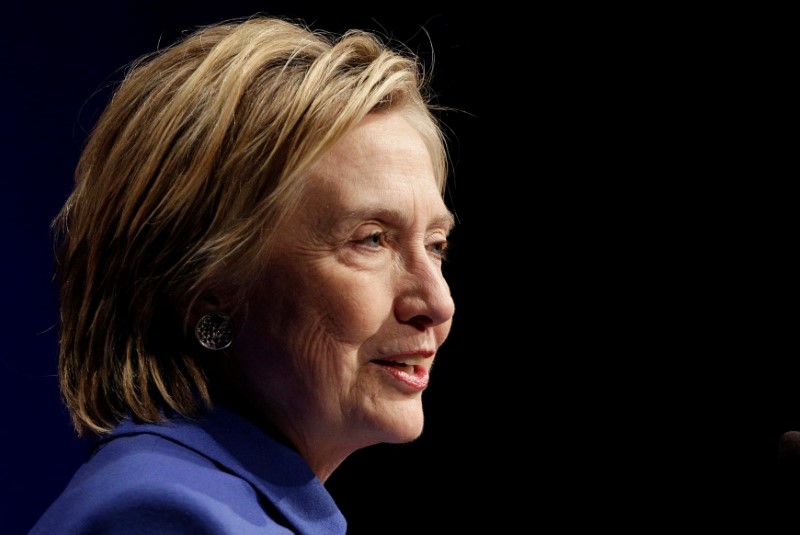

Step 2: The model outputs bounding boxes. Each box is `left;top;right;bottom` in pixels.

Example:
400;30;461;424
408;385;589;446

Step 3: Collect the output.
315;112;431;175
278;112;453;237
303;112;447;217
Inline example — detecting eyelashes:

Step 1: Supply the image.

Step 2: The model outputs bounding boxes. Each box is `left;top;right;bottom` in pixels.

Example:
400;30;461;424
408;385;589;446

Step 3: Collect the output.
429;240;449;261
358;231;388;249
355;231;448;261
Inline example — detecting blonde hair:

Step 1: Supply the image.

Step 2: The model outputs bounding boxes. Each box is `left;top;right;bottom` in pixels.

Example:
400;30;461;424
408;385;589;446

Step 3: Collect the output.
54;15;450;436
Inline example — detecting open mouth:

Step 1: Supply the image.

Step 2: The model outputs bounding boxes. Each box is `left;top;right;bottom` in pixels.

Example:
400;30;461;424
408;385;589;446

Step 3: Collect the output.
369;358;429;390
371;359;415;374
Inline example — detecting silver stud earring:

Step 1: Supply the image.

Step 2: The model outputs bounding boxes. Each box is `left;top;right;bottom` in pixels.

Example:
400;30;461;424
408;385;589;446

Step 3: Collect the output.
195;312;235;351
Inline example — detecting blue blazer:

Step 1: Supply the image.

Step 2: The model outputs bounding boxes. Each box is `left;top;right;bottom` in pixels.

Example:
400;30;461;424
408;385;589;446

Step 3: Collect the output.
29;407;347;534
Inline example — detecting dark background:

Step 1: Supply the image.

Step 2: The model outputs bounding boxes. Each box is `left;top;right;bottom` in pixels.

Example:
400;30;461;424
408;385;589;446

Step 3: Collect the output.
1;2;792;532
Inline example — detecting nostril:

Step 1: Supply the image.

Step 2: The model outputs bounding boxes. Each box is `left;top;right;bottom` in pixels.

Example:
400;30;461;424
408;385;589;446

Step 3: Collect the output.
405;315;433;332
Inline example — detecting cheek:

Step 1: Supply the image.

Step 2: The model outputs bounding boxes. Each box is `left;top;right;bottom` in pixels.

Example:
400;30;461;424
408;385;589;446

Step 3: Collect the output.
260;281;387;396
237;287;337;390
257;269;389;358
315;275;392;344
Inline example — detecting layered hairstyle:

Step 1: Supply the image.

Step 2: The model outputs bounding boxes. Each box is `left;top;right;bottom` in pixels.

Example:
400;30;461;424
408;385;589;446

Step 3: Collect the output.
53;15;450;436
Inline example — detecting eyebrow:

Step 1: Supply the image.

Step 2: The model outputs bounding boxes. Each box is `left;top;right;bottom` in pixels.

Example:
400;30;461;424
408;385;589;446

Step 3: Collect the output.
337;206;456;232
431;211;457;232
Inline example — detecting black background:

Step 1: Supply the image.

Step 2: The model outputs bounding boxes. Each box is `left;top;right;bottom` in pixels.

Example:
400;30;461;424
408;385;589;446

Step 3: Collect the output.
1;2;793;532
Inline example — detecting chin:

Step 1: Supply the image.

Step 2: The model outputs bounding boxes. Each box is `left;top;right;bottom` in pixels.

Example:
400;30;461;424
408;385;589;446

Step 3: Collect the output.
373;404;425;445
386;426;424;445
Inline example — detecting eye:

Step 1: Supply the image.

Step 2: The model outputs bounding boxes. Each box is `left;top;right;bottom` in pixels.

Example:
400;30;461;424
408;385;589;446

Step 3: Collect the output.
429;239;449;261
358;231;388;249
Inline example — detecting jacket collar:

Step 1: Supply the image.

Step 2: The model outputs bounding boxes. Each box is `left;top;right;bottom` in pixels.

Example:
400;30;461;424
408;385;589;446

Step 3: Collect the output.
101;406;347;534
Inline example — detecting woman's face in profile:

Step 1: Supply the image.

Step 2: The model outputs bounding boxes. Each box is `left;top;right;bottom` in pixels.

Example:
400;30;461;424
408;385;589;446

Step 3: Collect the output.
233;110;455;457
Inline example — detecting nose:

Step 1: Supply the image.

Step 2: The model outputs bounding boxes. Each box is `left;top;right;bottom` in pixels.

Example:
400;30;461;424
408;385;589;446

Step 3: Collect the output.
394;252;456;330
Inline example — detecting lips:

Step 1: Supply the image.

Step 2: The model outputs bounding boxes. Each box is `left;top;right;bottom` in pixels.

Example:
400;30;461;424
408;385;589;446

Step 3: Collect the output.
370;353;432;391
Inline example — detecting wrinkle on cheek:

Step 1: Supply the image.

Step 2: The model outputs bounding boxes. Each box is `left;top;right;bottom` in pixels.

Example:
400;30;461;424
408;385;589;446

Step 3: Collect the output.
290;315;351;396
292;297;377;413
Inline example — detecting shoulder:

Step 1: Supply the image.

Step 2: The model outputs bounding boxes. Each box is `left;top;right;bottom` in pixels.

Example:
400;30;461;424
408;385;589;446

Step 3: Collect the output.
30;433;294;534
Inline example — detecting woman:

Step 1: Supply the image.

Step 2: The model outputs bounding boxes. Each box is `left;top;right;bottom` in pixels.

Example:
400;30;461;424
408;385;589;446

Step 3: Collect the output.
31;15;456;534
